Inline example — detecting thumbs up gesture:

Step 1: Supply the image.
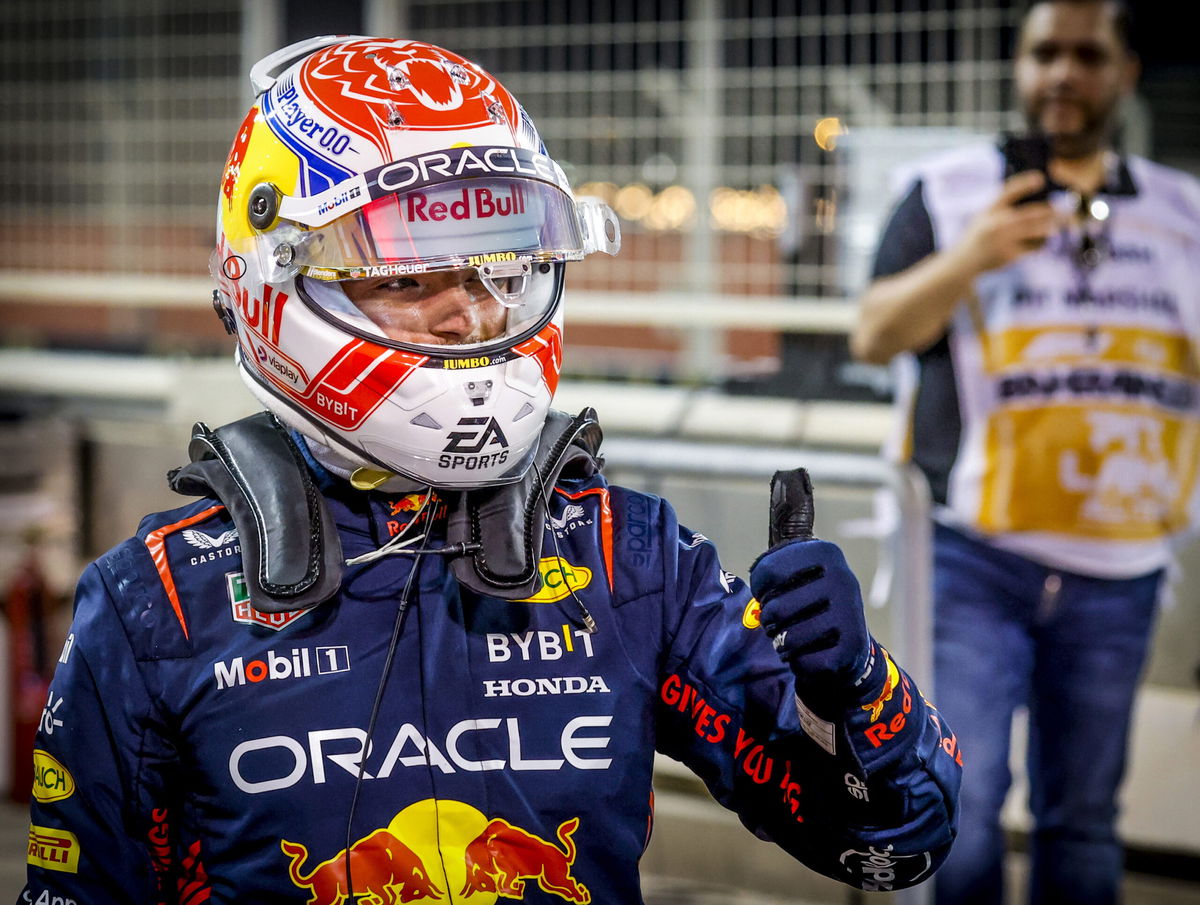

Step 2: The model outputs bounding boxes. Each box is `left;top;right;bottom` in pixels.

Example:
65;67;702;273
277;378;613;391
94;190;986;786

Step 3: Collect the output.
750;469;881;715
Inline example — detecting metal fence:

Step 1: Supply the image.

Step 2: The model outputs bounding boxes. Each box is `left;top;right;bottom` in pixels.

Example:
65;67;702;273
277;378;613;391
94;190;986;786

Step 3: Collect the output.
1;0;1027;293
0;1;1188;383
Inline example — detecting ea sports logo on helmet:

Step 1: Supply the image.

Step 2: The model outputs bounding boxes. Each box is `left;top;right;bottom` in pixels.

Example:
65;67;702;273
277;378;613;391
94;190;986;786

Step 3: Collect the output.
439;417;511;473
444;417;508;454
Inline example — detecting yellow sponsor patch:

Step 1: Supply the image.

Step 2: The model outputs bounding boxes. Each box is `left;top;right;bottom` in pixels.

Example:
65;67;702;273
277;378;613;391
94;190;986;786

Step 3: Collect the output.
519;556;592;603
28;825;79;873
31;750;74;804
993;324;1198;374
980;405;1199;538
742;597;762;629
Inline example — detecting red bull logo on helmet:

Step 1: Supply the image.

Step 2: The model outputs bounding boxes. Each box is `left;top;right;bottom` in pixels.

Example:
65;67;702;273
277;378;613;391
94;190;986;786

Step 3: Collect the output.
281;799;590;903
403;185;528;223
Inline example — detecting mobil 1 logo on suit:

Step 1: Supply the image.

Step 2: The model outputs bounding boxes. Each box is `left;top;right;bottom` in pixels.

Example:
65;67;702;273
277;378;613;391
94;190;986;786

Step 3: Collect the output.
213;646;351;691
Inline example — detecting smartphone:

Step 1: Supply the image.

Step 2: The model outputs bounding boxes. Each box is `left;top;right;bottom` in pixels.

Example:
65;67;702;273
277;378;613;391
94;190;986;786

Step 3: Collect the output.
1000;133;1052;204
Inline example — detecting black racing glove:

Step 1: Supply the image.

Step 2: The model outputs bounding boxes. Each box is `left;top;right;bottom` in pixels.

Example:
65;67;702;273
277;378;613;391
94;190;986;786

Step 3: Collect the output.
750;470;885;715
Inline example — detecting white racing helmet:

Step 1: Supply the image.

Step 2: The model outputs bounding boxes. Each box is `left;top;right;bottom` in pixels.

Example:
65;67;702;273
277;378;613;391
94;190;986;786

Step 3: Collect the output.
212;36;619;488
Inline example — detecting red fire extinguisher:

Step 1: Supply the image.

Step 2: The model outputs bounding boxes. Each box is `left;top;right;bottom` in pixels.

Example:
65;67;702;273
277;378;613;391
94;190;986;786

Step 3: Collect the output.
5;536;53;803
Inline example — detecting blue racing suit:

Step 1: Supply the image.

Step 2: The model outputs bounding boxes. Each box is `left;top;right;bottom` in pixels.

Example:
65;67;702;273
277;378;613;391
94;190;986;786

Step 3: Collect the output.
22;451;960;904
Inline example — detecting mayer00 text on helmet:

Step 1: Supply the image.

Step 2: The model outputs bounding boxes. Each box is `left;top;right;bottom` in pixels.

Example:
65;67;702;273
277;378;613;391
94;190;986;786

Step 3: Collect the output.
212;36;620;489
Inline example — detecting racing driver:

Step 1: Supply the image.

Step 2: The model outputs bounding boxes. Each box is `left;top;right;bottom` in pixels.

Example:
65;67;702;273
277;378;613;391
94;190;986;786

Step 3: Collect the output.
21;36;960;903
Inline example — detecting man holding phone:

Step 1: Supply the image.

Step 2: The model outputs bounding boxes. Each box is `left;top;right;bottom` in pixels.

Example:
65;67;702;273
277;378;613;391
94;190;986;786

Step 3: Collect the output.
851;2;1200;904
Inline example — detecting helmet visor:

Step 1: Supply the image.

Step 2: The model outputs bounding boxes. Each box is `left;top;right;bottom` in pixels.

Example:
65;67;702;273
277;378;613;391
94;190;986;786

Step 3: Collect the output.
292;177;585;280
296;262;562;354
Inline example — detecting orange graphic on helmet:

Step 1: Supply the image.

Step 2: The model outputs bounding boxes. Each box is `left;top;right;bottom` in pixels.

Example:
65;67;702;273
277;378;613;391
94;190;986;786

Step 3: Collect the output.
301;40;519;151
861;648;902;722
280;829;443;904
461;817;590;904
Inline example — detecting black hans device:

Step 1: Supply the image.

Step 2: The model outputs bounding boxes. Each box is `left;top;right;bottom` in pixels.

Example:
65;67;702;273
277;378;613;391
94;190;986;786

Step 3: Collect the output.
1000;133;1052;204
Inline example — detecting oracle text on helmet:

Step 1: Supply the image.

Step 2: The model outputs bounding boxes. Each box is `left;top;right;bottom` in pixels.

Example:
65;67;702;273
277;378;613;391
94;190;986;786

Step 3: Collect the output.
370;146;569;198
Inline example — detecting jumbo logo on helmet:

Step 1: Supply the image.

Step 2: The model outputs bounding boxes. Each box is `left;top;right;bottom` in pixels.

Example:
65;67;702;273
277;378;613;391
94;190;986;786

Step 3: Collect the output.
300;40;519;148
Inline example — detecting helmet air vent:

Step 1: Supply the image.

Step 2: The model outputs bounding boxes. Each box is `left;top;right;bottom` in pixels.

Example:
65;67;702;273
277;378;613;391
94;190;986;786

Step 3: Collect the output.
386;66;409;90
410;412;442;429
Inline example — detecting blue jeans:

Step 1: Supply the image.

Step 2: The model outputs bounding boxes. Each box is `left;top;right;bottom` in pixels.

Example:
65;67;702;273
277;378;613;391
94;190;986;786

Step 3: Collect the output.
931;524;1161;905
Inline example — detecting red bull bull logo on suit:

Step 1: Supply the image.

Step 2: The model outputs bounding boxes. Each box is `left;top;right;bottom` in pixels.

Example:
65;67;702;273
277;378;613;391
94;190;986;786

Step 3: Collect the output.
281;799;589;903
461;817;590;903
281;829;443;904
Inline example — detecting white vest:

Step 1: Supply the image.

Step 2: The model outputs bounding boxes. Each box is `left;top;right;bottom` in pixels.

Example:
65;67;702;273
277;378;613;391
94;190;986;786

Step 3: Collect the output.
893;143;1200;577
